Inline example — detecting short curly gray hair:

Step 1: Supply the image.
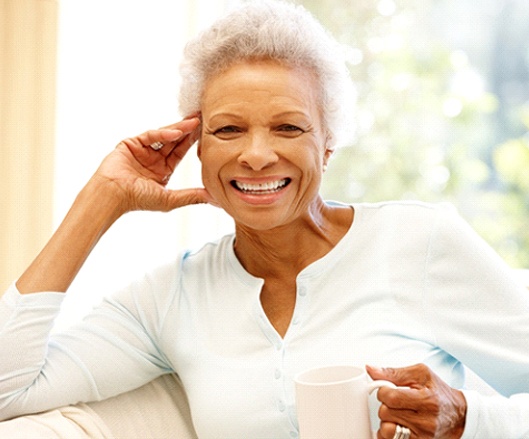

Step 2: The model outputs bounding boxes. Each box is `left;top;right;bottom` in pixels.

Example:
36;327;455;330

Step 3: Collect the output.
178;0;356;148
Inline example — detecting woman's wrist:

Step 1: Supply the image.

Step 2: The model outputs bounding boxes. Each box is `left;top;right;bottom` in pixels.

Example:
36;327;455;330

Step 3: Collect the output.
82;174;129;225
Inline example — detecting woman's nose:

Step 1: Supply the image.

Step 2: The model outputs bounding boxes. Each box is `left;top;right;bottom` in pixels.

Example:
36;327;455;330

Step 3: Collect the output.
237;134;279;170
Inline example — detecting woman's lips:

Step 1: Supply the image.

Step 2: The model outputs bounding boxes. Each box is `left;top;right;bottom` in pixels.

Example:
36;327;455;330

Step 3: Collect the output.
231;178;291;194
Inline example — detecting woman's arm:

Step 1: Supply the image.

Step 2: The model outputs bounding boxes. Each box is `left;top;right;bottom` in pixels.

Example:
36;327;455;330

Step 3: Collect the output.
369;205;529;439
17;116;206;295
16;177;123;294
0;261;180;420
1;117;209;419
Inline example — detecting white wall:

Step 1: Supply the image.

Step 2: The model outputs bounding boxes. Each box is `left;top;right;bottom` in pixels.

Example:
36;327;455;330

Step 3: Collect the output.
54;0;234;330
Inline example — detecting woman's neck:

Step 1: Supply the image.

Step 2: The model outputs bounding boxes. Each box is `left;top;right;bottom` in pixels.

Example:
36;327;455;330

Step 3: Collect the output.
233;202;353;280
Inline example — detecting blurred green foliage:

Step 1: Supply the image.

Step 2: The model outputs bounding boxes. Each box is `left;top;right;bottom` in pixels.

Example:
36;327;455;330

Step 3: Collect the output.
299;0;529;267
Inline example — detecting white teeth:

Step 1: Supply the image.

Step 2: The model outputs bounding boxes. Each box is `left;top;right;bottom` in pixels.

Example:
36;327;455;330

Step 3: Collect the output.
235;179;288;193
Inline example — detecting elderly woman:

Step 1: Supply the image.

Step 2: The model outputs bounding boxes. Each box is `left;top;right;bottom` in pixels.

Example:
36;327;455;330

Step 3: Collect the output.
1;1;529;438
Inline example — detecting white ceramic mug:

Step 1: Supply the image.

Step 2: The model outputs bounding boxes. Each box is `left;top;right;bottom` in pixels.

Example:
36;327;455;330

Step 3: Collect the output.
294;365;396;439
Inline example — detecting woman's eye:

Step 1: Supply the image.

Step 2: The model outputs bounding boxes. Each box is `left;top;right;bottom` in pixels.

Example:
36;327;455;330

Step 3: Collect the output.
214;126;240;135
211;125;243;140
277;125;304;136
279;124;301;131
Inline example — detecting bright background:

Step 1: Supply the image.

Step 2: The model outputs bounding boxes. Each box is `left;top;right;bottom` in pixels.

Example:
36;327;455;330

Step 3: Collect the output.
53;0;235;329
51;0;529;328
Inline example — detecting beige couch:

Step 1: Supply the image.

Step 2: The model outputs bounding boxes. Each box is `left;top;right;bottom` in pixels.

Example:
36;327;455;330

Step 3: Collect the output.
0;367;499;439
0;374;198;439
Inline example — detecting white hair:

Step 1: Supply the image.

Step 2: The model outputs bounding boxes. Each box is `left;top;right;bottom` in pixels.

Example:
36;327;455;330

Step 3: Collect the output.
179;0;356;148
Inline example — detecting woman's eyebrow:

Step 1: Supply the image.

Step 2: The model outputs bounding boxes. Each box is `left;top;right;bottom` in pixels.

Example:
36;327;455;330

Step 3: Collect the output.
206;112;245;124
270;110;311;120
205;110;312;125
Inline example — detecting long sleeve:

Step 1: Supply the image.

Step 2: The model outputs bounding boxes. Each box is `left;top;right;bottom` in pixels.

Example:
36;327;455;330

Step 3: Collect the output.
424;207;529;438
462;391;529;438
0;286;65;408
0;259;180;421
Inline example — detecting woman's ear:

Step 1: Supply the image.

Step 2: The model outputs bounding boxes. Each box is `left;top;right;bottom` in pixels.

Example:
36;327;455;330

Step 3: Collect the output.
183;111;202;160
323;147;334;172
197;138;202;160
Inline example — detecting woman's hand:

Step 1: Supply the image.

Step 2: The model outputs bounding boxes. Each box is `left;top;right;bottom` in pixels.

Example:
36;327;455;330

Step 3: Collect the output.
367;364;467;439
92;116;213;214
16;116;212;294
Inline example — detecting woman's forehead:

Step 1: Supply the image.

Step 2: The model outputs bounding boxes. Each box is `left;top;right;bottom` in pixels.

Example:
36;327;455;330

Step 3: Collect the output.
201;60;321;116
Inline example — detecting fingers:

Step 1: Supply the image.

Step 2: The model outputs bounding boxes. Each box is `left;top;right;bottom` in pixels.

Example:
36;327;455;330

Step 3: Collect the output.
378;422;414;439
370;363;467;439
368;365;422;438
379;398;419;424
136;117;201;154
162;188;215;211
369;364;432;414
120;129;181;156
376;389;440;438
159;112;201;130
367;364;429;388
117;117;201;187
166;124;201;166
109;117;207;211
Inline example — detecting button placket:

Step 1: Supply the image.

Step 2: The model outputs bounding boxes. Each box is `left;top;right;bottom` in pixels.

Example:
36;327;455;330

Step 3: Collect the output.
292;282;308;329
273;344;287;415
298;286;307;297
282;282;310;437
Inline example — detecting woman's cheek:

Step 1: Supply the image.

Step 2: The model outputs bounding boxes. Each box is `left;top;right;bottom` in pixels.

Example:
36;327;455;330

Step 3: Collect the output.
200;158;224;202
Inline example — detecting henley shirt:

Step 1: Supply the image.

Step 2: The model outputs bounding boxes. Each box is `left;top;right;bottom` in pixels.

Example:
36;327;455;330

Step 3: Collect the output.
1;201;529;438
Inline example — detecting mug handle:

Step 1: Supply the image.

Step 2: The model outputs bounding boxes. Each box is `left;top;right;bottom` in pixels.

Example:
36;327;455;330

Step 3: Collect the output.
367;380;397;394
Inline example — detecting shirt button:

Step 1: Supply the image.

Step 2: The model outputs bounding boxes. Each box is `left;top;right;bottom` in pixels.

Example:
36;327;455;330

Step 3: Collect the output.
290;431;298;438
278;400;286;412
298;287;307;297
274;369;281;379
292;316;300;325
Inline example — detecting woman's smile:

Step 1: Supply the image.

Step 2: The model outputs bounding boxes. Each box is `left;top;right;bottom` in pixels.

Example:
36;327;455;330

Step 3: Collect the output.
229;177;293;206
231;178;291;194
199;59;331;229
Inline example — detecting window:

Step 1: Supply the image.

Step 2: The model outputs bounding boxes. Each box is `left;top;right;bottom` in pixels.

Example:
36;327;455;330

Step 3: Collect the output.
301;0;529;268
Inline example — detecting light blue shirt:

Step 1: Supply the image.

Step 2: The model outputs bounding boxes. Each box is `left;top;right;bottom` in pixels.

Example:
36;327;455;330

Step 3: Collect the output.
1;201;529;437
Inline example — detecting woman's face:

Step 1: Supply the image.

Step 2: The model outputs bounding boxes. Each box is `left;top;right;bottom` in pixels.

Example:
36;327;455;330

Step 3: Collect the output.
199;60;332;231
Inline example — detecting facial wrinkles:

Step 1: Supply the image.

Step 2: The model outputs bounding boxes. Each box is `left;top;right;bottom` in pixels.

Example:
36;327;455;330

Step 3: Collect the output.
199;61;328;229
203;91;322;165
202;63;322;130
206;104;314;135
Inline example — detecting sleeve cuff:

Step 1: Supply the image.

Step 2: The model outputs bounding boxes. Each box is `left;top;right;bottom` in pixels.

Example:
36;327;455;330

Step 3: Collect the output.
460;390;480;439
3;282;66;308
460;389;529;438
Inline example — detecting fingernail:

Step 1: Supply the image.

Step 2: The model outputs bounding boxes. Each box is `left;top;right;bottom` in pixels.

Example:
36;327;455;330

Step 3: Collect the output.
171;129;183;138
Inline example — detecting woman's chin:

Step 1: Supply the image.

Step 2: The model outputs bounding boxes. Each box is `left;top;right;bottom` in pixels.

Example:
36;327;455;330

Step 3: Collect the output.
230;207;295;232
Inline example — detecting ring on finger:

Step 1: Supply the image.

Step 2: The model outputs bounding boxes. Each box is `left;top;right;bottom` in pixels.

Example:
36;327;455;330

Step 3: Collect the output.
149;141;164;151
392;424;411;439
